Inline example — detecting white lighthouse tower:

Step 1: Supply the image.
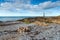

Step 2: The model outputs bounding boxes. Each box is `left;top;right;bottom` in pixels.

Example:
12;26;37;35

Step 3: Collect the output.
43;12;45;18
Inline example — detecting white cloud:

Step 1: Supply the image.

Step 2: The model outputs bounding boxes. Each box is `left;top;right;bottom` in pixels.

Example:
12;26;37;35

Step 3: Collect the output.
29;1;60;11
0;0;60;12
0;2;12;10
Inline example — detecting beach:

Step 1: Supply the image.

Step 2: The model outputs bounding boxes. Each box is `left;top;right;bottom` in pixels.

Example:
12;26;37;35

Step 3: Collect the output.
0;16;60;40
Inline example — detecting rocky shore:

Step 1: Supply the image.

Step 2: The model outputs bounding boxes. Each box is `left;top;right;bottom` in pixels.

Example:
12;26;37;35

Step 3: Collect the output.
0;16;60;40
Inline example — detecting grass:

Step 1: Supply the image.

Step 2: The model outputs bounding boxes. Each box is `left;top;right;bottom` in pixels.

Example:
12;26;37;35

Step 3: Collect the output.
17;16;60;24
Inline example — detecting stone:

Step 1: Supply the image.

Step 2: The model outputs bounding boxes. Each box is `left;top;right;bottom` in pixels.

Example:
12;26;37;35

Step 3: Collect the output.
17;27;30;34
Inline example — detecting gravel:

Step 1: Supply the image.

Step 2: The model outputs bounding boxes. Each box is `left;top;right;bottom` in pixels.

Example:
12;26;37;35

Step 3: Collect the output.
0;22;60;40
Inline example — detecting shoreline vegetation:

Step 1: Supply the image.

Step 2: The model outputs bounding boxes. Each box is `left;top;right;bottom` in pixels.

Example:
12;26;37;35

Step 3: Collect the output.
0;16;60;26
0;16;60;40
17;16;60;25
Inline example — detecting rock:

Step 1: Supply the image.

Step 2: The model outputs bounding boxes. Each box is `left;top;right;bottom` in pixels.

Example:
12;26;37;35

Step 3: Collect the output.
17;26;30;34
40;37;46;40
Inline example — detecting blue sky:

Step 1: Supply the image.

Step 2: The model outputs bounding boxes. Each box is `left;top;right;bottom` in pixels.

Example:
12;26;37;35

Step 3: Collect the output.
31;0;59;4
0;0;60;16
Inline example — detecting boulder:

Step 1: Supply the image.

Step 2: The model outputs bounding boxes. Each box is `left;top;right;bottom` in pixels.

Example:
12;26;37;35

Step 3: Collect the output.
17;27;30;34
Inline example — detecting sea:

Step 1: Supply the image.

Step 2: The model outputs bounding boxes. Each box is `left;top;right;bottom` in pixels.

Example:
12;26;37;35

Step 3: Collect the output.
0;16;36;22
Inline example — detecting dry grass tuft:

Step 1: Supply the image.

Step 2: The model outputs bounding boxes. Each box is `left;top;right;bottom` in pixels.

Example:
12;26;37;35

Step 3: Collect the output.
33;21;49;26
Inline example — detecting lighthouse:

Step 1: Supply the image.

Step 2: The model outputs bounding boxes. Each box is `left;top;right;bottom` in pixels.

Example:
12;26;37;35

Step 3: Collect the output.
43;12;45;18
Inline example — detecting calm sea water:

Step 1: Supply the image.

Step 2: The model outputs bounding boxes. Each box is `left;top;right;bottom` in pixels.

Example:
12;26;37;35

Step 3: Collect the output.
0;16;36;21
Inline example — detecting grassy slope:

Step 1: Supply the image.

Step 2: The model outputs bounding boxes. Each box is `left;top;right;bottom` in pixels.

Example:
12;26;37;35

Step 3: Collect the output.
18;16;60;23
17;16;60;26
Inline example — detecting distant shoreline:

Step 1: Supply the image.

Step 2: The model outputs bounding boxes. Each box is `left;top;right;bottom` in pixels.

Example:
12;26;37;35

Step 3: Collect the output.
0;16;60;21
0;16;60;23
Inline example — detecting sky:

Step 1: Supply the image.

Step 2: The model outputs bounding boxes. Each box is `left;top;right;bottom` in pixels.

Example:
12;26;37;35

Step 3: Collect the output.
0;0;60;16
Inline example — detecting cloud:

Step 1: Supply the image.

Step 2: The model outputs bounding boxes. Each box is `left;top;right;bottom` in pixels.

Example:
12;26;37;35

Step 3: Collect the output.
28;1;60;11
40;1;60;9
0;2;12;10
0;0;60;12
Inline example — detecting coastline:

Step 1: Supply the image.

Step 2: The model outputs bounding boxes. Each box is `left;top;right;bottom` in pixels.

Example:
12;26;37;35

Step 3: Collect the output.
0;16;60;40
